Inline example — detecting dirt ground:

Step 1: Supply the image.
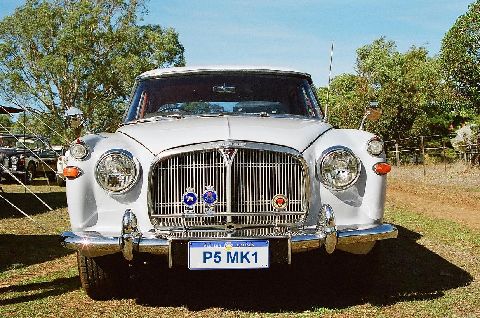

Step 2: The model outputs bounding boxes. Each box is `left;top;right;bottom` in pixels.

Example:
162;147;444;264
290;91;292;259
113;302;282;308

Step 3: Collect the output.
1;166;479;317
387;163;480;229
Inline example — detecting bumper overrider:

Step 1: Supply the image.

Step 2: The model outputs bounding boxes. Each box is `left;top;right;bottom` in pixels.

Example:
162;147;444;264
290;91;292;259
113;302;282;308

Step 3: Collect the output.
61;207;398;265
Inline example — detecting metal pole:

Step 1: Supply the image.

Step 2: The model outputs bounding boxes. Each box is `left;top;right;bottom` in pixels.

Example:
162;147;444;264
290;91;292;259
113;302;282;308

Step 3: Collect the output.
325;42;334;122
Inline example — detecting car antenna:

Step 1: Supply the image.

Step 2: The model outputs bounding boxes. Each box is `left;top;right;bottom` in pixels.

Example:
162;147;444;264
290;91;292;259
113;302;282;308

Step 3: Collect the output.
324;41;334;123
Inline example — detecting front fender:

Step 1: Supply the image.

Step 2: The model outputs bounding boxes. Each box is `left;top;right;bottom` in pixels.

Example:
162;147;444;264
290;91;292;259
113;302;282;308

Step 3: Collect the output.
65;133;155;235
303;129;387;228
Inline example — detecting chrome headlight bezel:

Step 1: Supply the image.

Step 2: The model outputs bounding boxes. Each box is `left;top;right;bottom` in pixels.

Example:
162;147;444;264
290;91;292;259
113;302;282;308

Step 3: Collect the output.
95;149;140;193
69;141;90;160
317;146;362;191
366;136;384;156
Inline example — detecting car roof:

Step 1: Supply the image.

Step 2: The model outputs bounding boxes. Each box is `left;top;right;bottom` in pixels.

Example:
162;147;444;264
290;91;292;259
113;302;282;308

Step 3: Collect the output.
137;66;313;82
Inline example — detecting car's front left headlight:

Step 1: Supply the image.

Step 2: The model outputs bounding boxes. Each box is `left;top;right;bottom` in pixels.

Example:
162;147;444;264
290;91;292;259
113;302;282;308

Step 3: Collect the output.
317;147;361;190
95;150;139;193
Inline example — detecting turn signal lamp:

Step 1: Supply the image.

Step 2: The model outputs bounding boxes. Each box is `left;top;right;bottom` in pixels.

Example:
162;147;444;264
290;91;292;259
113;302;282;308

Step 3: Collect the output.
63;166;82;179
373;162;391;175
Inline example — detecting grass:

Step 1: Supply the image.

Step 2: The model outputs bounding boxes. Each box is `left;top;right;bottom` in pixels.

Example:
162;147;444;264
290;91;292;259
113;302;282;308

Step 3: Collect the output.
0;179;479;317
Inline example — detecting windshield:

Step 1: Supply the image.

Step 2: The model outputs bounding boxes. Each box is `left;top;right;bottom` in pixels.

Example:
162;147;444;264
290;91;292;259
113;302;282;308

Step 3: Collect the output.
125;74;322;122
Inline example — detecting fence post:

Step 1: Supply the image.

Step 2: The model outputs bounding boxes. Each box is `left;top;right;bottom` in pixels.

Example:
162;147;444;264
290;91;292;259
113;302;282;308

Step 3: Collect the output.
421;136;426;177
443;140;447;172
395;142;400;167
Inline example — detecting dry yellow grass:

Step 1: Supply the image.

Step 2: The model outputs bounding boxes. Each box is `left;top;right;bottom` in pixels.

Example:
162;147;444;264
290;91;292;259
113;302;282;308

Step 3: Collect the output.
0;170;479;317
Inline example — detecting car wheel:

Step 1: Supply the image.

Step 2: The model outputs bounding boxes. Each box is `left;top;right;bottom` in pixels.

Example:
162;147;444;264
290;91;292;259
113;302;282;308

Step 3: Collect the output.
47;172;56;182
25;163;35;184
77;252;129;300
56;175;66;187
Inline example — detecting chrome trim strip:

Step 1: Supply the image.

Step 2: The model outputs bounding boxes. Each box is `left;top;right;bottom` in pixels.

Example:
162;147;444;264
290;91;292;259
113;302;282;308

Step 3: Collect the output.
151;211;307;217
337;223;398;244
61;223;397;259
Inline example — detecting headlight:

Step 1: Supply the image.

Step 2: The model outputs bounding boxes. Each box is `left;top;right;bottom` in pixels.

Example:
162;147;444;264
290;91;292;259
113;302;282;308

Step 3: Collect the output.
367;137;384;156
318;147;361;190
95;150;139;193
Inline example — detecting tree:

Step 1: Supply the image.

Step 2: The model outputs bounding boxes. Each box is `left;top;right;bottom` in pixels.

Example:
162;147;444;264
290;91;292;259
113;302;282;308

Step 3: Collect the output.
0;0;185;142
322;38;458;141
440;0;480;113
0;115;13;133
321;73;366;129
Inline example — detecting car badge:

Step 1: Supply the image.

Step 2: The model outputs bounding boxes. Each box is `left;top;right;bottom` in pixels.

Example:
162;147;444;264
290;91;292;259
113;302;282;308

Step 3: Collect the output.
202;186;217;215
272;194;288;210
203;186;217;204
219;148;237;165
183;188;198;214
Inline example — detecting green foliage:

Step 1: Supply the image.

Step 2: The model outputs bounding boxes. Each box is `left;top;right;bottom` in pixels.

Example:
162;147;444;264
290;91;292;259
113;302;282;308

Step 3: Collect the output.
321;37;459;140
11;112;66;145
0;0;185;142
440;0;480;113
324;73;365;129
0;115;13;133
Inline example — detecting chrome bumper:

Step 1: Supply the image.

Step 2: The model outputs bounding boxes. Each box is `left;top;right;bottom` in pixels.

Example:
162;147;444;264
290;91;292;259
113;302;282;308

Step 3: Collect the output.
61;223;398;261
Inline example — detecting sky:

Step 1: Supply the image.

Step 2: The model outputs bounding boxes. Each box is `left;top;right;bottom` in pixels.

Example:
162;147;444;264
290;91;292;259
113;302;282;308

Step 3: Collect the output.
0;0;474;87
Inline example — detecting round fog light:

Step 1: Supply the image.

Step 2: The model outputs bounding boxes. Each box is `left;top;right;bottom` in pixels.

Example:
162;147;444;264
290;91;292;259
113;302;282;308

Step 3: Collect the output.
367;137;384;156
70;142;89;160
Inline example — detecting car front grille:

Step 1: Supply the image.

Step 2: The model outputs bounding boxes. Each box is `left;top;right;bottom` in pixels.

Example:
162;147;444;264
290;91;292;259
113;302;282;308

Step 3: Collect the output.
150;145;309;237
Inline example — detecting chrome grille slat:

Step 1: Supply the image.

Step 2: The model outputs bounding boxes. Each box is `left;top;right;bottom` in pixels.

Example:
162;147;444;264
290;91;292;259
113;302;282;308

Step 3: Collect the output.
150;146;307;237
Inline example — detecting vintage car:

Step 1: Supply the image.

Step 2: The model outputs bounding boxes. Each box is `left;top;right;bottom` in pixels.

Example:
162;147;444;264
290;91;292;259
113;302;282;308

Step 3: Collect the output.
52;145;67;186
60;66;397;299
0;134;58;184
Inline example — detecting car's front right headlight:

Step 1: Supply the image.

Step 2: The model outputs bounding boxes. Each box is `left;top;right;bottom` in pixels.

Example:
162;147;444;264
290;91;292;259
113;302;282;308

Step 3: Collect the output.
317;147;361;190
95;150;139;193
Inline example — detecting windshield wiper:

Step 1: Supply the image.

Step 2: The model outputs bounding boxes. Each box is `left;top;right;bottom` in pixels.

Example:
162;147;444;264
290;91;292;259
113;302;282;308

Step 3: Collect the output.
199;113;224;117
245;112;270;117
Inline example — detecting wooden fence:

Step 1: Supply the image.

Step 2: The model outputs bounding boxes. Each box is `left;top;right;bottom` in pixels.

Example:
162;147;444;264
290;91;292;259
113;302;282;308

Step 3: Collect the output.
385;134;480;168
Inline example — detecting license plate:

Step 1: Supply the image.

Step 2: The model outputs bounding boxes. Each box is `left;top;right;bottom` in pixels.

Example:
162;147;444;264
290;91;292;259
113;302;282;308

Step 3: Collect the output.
188;240;269;270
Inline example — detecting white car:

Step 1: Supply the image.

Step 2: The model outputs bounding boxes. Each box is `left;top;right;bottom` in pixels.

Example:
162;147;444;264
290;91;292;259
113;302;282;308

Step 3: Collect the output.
61;66;397;299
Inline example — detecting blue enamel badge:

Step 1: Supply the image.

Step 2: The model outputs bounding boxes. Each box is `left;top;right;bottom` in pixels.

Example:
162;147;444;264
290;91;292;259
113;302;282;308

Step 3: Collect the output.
202;187;217;205
183;189;198;207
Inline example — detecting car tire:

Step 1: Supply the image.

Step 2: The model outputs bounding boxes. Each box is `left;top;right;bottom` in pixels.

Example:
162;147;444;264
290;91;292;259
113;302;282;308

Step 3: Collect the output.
77;252;129;300
56;175;66;187
25;163;35;184
47;172;56;182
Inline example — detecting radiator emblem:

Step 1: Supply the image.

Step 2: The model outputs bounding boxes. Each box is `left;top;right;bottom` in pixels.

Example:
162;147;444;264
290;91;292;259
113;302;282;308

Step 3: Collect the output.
219;148;238;165
272;194;288;210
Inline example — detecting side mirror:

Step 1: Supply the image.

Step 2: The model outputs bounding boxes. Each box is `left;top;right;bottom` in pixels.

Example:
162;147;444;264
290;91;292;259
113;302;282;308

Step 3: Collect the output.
360;101;382;130
65;107;84;129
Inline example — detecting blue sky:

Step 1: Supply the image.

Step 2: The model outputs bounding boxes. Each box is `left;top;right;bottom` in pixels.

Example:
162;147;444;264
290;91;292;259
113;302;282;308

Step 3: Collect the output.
0;0;473;86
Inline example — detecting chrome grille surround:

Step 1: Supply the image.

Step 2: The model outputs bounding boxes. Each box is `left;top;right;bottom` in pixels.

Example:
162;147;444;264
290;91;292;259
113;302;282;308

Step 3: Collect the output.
148;141;310;238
